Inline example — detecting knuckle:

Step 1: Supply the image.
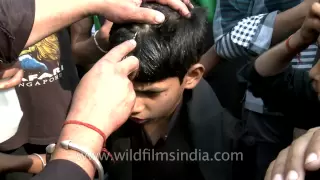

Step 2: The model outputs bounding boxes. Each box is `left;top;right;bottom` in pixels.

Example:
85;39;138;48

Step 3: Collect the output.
278;148;289;157
267;160;275;172
311;3;319;12
272;161;286;172
308;127;320;134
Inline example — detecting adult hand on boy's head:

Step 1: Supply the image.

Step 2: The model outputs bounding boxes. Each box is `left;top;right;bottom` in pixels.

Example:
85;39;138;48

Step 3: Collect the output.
67;39;139;136
146;0;194;17
98;0;193;25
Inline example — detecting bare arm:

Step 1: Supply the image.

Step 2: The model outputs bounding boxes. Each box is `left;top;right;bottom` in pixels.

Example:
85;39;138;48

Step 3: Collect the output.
254;31;308;77
271;2;312;45
26;0;101;47
0;153;45;174
214;1;316;59
255;2;320;77
199;46;220;76
71;18;112;66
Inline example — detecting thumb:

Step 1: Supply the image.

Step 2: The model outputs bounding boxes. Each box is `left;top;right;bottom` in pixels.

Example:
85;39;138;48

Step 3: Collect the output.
103;39;137;63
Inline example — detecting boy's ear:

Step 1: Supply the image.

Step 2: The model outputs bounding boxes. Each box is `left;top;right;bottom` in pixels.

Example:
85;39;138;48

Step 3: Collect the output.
183;63;205;89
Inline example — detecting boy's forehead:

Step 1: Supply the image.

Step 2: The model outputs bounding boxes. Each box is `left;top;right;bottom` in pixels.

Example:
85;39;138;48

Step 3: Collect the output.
133;81;164;90
133;78;176;90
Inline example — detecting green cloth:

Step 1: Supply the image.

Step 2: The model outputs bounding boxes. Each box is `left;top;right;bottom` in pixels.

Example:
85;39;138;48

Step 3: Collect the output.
93;15;101;31
192;0;216;21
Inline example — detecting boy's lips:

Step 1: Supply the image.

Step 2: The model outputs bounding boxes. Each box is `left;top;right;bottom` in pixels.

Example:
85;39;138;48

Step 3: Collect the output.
129;117;149;124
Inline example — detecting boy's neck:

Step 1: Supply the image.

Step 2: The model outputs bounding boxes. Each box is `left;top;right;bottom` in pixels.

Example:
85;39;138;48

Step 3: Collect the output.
143;100;183;146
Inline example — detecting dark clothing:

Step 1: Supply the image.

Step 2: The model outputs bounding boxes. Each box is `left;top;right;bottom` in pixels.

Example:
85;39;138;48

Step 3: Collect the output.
235;109;293;180
32;160;90;180
235;60;319;180
238;61;320;129
237;61;320;180
131;103;204;180
0;30;79;152
0;144;47;180
104;79;241;180
0;0;35;63
0;1;89;180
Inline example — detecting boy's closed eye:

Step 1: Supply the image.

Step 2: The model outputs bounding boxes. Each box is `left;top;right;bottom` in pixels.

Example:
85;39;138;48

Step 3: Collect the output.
135;90;164;97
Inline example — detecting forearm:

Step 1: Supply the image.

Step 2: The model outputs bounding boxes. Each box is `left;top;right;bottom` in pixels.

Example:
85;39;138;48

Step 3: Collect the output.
215;3;312;59
200;46;220;76
271;2;310;46
51;124;105;178
254;30;309;77
27;0;102;47
72;36;107;65
0;153;42;174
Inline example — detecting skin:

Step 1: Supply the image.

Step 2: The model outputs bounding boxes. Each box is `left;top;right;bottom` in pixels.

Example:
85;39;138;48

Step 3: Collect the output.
309;59;320;99
130;63;205;125
0;0;193;90
262;3;320;180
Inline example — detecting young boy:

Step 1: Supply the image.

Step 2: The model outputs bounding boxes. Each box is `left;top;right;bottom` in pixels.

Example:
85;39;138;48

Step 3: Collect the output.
104;3;240;180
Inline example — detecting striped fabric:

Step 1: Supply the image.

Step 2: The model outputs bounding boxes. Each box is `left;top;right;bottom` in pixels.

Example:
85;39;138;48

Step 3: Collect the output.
213;0;315;70
213;0;317;114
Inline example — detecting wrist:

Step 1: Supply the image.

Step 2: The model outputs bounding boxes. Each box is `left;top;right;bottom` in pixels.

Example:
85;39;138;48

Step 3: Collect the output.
288;30;310;51
51;125;105;177
94;30;109;52
57;124;105;154
27;154;45;174
66;108;114;138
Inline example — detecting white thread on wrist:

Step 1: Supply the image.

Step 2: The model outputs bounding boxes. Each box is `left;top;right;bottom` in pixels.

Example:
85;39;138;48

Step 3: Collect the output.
33;153;46;168
93;30;107;53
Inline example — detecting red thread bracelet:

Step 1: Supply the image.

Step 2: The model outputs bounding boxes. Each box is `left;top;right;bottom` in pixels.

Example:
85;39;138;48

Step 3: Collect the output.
64;120;107;141
63;120;114;162
286;35;301;63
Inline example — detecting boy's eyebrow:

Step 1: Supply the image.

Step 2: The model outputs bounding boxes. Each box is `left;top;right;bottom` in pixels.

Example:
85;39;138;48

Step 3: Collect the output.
134;87;165;92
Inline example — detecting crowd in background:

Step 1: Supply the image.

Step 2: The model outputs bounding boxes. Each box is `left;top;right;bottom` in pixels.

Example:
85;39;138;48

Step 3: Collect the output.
1;0;320;180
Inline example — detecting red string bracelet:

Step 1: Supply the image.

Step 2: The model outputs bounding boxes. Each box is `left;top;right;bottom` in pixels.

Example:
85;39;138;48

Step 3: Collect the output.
63;120;114;162
286;35;301;63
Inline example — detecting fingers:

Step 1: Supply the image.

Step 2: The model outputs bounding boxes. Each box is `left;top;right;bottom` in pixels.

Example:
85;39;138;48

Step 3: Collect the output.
129;7;166;24
308;3;320;33
118;56;139;76
311;2;320;18
304;128;320;171
181;0;194;9
101;20;113;37
0;69;24;89
147;0;191;17
265;161;275;180
283;133;314;180
0;66;20;79
103;40;137;63
269;148;289;180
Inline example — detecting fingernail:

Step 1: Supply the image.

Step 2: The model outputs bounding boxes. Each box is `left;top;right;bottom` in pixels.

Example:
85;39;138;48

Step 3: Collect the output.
128;39;136;46
273;174;283;180
305;153;318;164
286;170;298;180
155;13;165;23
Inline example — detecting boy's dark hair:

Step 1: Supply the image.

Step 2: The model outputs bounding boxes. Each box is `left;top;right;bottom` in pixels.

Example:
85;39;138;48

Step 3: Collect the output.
108;3;207;82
